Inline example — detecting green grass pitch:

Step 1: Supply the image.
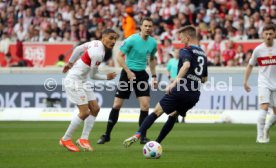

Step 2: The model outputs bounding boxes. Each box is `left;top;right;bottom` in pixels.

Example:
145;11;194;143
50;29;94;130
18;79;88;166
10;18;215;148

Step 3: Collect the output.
0;121;276;168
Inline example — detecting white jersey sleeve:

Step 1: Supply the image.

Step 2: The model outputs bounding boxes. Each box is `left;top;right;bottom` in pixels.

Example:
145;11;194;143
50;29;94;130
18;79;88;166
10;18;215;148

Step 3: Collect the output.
87;41;107;80
87;41;105;67
66;40;106;81
68;42;92;63
249;46;260;66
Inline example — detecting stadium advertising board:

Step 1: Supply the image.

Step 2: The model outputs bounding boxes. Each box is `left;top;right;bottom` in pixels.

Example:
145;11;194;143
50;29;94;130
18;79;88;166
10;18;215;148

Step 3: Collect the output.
0;85;258;110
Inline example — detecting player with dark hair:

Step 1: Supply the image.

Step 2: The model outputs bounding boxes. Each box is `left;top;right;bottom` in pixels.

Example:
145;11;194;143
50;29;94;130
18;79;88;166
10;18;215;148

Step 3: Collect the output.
59;29;118;152
244;24;276;143
123;25;208;147
97;17;158;144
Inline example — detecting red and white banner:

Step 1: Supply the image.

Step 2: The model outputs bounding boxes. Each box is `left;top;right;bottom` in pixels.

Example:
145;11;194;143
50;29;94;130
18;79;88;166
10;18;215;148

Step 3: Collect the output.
0;40;262;67
0;42;75;67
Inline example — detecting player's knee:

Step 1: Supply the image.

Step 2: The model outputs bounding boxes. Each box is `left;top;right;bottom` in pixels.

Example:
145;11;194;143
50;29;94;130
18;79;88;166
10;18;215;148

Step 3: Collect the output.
94;106;100;114
140;105;149;111
260;103;269;111
154;110;163;117
79;110;90;119
89;106;100;116
113;102;122;109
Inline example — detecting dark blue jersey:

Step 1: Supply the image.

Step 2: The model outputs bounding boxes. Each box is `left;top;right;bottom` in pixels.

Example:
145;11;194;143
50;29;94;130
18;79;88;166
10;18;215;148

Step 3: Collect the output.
177;45;208;91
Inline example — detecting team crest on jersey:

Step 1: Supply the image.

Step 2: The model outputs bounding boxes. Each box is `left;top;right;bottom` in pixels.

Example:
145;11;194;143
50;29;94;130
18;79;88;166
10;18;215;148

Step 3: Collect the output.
80;95;86;102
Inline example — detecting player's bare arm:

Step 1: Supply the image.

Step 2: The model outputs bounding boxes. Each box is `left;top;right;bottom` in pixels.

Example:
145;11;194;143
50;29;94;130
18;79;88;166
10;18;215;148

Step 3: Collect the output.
62;62;73;73
116;51;136;80
148;56;157;89
243;64;254;92
166;61;190;94
90;67;116;80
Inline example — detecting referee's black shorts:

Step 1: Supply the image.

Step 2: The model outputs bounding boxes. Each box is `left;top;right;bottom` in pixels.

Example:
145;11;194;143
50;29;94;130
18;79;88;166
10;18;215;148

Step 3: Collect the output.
115;69;150;99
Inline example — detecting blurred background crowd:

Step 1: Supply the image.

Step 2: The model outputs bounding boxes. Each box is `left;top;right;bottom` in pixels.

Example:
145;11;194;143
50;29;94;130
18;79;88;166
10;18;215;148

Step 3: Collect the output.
0;0;275;68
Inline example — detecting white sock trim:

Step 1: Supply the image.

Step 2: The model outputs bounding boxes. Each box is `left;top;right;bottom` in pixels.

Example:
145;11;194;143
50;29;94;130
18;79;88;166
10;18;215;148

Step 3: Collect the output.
81;115;96;139
63;115;83;140
257;109;267;138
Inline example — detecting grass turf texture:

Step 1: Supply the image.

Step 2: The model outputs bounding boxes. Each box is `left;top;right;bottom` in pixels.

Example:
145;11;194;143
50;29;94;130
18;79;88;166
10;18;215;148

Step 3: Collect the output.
0;122;276;168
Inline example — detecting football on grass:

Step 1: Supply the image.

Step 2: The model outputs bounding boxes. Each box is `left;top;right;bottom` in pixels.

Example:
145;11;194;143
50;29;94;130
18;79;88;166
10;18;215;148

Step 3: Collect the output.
143;141;162;159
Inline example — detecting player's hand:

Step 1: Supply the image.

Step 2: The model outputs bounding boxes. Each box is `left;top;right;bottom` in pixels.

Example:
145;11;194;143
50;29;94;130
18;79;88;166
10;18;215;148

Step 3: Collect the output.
165;85;173;95
165;81;176;95
62;63;73;73
107;72;116;80
127;71;136;80
243;83;251;92
151;77;158;89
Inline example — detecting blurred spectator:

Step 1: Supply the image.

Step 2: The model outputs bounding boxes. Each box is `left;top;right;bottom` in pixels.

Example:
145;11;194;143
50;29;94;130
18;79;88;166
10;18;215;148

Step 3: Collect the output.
234;44;245;66
30;28;40;42
1;53;17;67
271;6;276;24
0;32;11;55
122;7;136;39
159;38;173;64
205;1;217;23
77;23;89;43
233;28;248;41
62;31;71;42
56;54;66;67
0;0;272;67
206;33;226;64
247;26;259;39
16;24;27;41
49;32;62;42
208;54;222;67
160;23;173;41
222;40;236;66
166;49;179;81
159;0;174;23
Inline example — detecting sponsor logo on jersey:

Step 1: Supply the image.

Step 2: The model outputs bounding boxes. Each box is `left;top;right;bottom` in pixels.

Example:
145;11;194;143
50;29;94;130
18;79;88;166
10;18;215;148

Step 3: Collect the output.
257;56;276;66
80;95;86;102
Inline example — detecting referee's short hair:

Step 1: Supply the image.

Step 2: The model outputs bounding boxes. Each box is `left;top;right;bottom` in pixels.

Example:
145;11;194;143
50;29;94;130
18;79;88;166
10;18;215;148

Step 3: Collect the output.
140;17;153;25
177;25;197;38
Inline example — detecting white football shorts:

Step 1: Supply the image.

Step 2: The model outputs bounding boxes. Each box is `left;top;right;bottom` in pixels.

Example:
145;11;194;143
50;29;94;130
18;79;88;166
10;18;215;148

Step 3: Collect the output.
64;79;96;105
258;87;276;106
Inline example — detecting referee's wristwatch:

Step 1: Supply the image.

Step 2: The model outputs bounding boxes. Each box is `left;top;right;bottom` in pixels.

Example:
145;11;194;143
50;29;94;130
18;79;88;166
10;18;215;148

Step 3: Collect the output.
152;74;157;78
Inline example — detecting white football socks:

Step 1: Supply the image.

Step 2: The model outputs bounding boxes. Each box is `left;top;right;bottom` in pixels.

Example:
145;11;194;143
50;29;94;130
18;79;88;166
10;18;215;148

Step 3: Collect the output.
81;115;96;139
264;113;276;130
63;115;83;140
257;109;267;139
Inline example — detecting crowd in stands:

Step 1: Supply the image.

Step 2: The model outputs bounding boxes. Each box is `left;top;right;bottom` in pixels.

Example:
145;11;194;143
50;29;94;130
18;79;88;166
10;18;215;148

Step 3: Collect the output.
0;0;275;67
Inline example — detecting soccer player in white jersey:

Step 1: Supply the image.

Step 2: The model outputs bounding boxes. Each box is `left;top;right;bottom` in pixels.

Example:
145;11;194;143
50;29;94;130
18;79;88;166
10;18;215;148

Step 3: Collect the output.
244;24;276;143
59;29;118;152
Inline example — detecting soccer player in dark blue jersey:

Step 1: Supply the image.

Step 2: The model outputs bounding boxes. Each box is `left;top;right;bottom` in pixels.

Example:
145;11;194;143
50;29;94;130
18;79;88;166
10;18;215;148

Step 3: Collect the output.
123;25;208;147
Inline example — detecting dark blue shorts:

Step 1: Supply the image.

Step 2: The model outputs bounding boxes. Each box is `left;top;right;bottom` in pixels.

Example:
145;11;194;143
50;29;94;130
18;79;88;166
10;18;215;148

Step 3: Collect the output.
159;89;200;117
